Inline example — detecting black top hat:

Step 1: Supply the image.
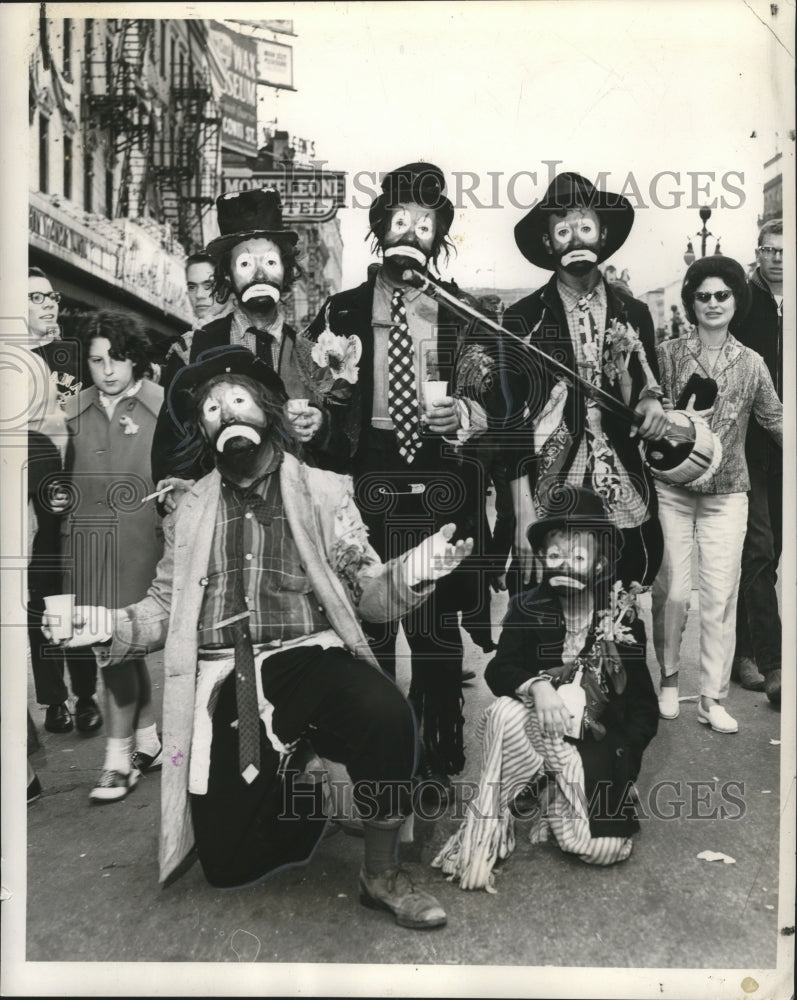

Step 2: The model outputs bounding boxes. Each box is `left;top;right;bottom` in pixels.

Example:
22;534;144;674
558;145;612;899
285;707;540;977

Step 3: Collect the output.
514;172;635;270
369;162;455;234
526;485;621;555
166;345;287;430
205;189;299;260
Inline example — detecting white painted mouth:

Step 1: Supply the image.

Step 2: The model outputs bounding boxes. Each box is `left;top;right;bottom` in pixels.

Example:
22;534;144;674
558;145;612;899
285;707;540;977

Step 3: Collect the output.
384;245;428;265
241;283;280;304
549;575;586;590
561;249;598;266
216;424;262;451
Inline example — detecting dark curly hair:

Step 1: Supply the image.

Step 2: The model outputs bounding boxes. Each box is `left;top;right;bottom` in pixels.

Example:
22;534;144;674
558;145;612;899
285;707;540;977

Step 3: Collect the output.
681;255;751;329
78;311;154;381
213;236;304;305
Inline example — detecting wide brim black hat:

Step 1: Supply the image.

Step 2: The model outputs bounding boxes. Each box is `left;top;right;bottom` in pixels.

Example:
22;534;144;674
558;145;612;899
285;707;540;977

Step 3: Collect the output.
526;485;622;555
165;345;287;430
514;172;635;270
369;162;455;234
206;188;299;260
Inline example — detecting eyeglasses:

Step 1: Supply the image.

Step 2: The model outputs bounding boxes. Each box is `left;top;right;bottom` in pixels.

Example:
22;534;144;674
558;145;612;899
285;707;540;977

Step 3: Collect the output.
758;246;784;258
694;290;734;304
28;291;62;305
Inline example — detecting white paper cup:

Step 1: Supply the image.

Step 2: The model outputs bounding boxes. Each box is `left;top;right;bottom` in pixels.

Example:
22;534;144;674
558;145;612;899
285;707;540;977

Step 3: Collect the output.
44;593;75;642
286;398;310;419
421;380;449;412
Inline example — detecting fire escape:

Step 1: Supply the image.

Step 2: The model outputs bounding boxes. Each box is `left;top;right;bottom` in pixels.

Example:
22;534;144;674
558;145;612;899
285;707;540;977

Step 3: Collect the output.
153;63;221;252
82;19;154;220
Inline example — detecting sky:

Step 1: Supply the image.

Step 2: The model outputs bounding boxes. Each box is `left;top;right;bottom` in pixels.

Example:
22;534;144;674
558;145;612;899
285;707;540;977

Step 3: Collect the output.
256;0;794;297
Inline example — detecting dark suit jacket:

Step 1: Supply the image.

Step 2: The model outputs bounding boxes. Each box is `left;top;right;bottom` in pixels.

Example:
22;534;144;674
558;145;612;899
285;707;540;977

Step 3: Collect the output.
733;273;782;474
305;268;498;629
305;268;488;464
499;274;660;518
485;583;658;836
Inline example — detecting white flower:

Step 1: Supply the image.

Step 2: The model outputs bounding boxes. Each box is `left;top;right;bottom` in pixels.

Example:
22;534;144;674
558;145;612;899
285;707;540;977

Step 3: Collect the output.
311;330;362;385
119;415;139;435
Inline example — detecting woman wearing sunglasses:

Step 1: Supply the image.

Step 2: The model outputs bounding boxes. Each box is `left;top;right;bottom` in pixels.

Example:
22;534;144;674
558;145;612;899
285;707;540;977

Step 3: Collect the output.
651;255;782;733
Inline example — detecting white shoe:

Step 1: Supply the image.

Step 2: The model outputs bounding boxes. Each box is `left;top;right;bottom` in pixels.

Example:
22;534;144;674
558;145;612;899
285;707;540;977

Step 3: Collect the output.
658;686;680;719
697;703;738;734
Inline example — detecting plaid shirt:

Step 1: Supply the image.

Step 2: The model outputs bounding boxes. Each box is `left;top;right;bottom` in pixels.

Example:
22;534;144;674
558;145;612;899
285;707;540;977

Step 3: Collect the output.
556;280;648;529
197;451;330;647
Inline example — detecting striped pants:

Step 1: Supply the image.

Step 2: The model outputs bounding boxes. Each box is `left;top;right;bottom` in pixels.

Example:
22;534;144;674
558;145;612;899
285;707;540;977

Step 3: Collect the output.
432;697;632;891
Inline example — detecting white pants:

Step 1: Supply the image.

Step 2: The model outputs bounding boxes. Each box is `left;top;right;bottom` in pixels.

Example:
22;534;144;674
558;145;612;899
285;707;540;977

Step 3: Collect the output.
652;485;748;701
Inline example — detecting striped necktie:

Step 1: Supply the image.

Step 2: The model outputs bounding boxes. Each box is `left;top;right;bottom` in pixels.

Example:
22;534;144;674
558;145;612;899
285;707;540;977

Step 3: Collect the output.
387;288;422;463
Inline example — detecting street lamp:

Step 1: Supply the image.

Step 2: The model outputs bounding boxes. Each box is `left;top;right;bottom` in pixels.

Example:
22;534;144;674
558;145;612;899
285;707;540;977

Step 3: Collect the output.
684;207;721;265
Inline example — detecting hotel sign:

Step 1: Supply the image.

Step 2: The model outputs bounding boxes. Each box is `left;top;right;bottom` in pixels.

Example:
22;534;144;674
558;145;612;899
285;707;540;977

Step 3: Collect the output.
222;170;347;222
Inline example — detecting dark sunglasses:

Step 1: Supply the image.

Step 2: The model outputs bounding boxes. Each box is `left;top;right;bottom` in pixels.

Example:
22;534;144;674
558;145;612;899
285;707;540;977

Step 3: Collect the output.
28;291;62;305
694;290;733;303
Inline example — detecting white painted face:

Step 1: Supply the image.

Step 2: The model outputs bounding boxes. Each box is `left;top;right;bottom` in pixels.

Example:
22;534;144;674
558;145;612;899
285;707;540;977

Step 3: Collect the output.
543;208;606;274
87;337;135;397
382;202;438;268
199;379;268;452
230;238;285;308
541;529;600;592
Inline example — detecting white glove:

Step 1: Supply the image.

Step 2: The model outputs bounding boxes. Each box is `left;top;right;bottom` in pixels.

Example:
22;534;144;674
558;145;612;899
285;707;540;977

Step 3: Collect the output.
405;523;474;586
42;605;114;647
532;379;568;452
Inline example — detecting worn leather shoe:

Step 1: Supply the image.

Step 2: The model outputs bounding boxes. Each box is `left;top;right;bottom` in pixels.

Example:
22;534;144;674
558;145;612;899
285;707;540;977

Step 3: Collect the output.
733;657;765;692
764;669;781;706
359;867;447;929
44;703;73;733
75;697;103;734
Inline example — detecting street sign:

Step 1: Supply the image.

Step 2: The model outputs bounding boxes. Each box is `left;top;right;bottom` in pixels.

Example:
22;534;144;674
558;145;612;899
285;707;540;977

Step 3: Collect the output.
222;170;347;222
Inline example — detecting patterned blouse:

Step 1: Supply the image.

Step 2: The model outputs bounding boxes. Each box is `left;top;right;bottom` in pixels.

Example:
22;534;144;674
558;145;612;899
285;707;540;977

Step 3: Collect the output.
656;332;782;495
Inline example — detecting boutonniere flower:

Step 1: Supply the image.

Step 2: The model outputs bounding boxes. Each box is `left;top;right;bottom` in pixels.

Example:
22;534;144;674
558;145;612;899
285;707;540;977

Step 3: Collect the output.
310;307;362;386
595;580;643;645
119;415;139;435
296;306;362;407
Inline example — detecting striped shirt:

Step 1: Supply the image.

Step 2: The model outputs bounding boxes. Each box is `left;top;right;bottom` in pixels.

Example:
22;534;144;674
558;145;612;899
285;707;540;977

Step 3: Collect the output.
197;451;330;647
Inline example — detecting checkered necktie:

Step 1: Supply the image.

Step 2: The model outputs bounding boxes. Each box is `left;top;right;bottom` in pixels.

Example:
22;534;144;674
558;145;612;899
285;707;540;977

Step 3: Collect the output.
387;288;422;463
230;515;260;784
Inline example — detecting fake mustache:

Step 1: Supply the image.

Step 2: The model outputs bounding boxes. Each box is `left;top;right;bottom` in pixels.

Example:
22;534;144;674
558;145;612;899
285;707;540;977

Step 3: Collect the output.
241;281;281;305
384;244;429;266
214;423;263;452
560;248;598;267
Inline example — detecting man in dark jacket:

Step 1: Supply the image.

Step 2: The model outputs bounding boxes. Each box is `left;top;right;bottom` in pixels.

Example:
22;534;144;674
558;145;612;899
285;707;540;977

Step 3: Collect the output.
732;219;783;704
499;172;670;596
153;190;325;484
305;163;497;791
432;487;658;889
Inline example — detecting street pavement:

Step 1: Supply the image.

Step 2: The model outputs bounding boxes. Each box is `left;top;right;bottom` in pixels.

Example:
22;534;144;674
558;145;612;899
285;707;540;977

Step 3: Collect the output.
22;584;788;981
